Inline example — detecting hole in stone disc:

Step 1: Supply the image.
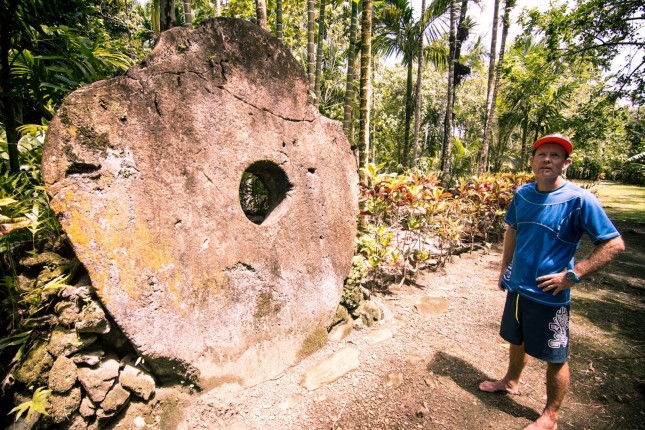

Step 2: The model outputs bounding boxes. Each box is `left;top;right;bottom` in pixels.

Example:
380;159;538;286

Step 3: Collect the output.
239;160;292;225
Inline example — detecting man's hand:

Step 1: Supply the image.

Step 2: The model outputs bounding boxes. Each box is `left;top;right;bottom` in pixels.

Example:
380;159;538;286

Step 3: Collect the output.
536;271;574;296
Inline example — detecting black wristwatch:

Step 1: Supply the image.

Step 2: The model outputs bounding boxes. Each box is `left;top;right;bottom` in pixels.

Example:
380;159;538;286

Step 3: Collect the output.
565;269;581;283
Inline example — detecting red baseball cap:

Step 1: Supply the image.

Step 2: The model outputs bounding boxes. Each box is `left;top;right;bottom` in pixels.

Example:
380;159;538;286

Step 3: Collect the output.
532;133;573;154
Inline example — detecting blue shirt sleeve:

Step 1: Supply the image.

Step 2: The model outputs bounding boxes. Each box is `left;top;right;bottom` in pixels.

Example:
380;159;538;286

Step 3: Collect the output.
579;191;620;244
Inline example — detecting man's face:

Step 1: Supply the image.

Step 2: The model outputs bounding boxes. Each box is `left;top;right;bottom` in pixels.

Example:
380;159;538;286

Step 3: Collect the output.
530;143;571;183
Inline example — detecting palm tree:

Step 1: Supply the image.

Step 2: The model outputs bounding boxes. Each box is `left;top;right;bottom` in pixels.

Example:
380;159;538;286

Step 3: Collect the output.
411;0;426;168
479;0;514;172
276;0;284;40
256;0;268;30
181;0;192;26
314;0;328;106
440;0;456;185
374;0;450;169
307;0;316;97
343;0;360;141
480;0;500;173
359;0;373;178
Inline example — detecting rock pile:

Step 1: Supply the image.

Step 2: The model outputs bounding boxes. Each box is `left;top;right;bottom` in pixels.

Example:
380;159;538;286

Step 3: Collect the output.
8;252;157;429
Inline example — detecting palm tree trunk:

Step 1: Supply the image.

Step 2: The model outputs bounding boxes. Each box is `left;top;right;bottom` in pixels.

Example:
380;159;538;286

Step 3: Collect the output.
182;0;192;26
276;0;283;41
359;0;373;179
307;0;316;97
159;0;175;32
314;0;327;107
411;0;426;168
440;0;457;185
343;0;359;142
402;61;413;169
480;0;514;173
256;0;268;30
480;0;500;173
1;0;19;173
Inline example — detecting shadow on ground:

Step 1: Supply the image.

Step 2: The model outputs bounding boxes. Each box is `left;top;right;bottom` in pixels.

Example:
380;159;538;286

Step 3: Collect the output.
427;351;540;422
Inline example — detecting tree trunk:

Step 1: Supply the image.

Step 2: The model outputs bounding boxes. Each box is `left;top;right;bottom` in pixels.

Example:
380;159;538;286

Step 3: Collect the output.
440;0;457;185
480;0;514;173
215;0;221;17
307;0;316;97
159;0;175;32
401;61;414;169
256;0;268;30
411;0;426;168
358;0;373;179
182;0;192;27
276;0;283;40
520;113;529;171
343;0;359;142
1;0;19;173
480;0;500;173
314;0;327;107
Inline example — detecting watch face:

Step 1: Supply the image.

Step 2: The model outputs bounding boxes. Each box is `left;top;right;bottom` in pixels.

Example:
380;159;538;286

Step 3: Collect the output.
566;272;574;281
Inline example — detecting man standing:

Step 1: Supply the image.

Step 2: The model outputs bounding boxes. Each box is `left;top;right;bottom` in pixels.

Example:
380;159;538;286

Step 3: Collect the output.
479;134;625;430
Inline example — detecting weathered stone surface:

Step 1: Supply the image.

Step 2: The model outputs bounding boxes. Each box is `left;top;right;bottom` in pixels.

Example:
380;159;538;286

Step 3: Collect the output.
363;326;394;345
75;300;110;334
48;355;77;393
299;347;361;391
79;396;96;418
14;341;53;386
100;382;131;414
119;364;155;400
72;345;104;366
328;318;353;342
415;296;449;316
43;18;358;388
47;386;82;423
55;301;81;327
48;326;97;358
76;358;120;403
353;300;383;327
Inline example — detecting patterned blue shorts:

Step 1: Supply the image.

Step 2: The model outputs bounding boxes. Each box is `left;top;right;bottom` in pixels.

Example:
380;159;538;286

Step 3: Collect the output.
500;291;570;363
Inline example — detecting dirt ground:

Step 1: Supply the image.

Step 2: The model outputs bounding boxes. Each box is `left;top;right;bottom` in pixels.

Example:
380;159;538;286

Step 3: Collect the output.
119;218;645;430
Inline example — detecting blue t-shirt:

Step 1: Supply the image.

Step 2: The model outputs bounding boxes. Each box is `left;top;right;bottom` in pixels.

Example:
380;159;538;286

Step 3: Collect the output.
504;181;620;306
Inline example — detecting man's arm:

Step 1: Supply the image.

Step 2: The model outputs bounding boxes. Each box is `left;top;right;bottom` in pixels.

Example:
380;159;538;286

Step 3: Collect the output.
498;225;516;291
538;235;625;295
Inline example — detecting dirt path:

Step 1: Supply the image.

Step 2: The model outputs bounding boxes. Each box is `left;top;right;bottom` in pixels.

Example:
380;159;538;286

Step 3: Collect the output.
120;220;645;430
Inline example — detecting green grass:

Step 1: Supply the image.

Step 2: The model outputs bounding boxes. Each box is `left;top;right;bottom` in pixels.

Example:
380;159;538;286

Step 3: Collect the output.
592;181;645;223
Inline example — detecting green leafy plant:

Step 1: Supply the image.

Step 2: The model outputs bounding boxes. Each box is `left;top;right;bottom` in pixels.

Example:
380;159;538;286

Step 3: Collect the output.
9;386;51;422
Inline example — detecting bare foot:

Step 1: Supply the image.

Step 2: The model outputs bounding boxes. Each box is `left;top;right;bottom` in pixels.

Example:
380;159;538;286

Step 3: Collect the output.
523;413;558;430
478;379;520;395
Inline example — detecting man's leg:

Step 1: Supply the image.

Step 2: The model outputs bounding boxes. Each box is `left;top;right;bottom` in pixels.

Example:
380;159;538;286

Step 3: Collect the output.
524;361;569;430
479;342;528;394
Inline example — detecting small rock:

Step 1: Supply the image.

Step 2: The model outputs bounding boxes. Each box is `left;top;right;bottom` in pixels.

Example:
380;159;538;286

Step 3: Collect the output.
72;345;105;366
353;300;383;327
55;301;81;327
77;358;120;403
48;326;97;358
14;341;53;386
100;382;131;414
48;355;77;393
59;413;89;430
119;364;156;400
47;386;82;423
76;301;110;334
328;319;353;342
386;372;404;388
79;396;96;418
300;347;361;391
